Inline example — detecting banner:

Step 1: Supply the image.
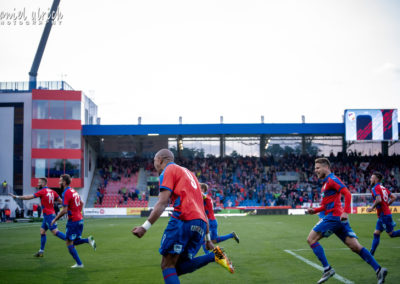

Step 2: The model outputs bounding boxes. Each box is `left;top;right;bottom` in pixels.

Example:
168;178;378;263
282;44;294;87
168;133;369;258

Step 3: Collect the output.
127;207;146;216
345;109;398;141
84;208;127;216
357;206;400;214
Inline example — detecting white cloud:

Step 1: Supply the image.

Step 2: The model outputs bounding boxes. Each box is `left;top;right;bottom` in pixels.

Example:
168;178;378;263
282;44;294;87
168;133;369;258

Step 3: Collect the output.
375;62;400;75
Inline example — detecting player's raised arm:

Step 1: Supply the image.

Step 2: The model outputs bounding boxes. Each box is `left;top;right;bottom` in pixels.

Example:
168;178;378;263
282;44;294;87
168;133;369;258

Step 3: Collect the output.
9;193;35;200
132;189;171;238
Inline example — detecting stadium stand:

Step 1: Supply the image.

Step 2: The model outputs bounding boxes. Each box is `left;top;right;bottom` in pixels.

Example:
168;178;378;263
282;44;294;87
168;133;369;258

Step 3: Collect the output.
92;153;399;208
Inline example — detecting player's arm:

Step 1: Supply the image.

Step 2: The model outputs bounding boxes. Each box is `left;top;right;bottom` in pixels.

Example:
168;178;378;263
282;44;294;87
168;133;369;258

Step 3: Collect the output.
340;187;351;221
56;197;63;204
9;193;35;200
51;192;69;226
132;189;171;238
388;193;397;206
204;216;215;250
51;206;68;226
307;197;325;215
367;195;381;212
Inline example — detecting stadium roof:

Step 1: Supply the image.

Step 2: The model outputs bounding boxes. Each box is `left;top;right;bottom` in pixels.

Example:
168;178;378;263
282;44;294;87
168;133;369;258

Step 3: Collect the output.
82;123;346;137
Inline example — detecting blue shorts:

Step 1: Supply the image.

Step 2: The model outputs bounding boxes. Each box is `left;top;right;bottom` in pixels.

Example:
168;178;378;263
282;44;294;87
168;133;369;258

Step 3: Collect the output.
159;218;206;260
313;217;358;242
41;213;57;231
209;219;218;240
66;220;84;241
376;215;396;233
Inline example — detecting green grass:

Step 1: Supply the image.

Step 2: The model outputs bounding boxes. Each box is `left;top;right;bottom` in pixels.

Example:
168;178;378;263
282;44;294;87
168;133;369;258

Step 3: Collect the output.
1;214;399;283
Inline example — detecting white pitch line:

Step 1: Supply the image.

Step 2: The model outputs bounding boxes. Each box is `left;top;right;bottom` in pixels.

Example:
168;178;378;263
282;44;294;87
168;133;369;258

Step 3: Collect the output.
289;248;349;252
284;249;354;284
289;247;400;252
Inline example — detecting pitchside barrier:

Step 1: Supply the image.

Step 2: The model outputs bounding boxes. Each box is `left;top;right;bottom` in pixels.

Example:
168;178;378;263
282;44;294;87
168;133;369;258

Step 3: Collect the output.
85;194;400;217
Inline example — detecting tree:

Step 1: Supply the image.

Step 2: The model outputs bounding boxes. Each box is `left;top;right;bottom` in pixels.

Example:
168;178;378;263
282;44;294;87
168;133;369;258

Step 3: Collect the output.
229;150;240;158
169;146;205;158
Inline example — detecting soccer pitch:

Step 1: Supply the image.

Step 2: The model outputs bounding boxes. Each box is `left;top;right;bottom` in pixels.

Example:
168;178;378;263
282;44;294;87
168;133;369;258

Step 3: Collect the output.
1;215;399;284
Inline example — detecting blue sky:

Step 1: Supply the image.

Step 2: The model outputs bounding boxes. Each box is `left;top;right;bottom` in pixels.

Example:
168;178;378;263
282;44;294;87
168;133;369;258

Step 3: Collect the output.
1;0;399;125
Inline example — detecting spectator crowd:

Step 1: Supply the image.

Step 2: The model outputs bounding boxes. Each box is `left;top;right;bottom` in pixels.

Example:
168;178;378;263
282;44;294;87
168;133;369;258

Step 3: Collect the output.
96;153;400;208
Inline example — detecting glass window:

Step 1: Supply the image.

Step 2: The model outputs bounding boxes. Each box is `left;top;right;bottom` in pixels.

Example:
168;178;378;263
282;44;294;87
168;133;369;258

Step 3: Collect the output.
32;159;46;178
49;100;64;119
32;100;48;119
65;159;81;178
49;130;64;149
65;130;81;149
65;101;81;120
48;159;64;178
32;129;48;148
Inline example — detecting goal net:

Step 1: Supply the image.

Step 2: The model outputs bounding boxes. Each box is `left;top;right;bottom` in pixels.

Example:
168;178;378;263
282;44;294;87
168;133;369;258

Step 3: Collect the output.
351;193;400;214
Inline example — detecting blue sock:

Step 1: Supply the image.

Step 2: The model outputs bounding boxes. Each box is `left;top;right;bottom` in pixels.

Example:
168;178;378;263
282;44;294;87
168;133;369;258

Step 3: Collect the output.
359;247;380;271
311;242;329;268
68;245;82;265
370;234;380;255
73;238;89;245
162;268;180;284
56;231;66;241
176;252;215;276
390;230;400;237
40;234;46;251
216;233;234;243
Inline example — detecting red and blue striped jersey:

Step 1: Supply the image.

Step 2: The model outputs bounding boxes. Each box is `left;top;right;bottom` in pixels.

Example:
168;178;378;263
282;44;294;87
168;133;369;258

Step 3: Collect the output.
203;194;216;221
316;173;350;218
159;163;207;222
62;187;83;222
371;183;392;217
34;187;59;215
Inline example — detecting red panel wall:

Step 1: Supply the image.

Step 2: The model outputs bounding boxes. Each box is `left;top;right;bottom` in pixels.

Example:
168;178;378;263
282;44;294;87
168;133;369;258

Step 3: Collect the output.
32;119;82;130
32;149;82;159
32;89;81;101
31;89;84;188
31;178;82;188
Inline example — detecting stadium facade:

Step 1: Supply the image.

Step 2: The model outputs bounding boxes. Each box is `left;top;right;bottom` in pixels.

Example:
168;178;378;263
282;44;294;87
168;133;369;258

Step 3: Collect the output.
1;81;399;214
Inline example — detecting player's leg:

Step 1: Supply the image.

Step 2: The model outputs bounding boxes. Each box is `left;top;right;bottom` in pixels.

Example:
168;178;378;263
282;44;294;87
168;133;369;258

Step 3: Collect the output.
161;254;180;284
66;239;83;267
36;215;50;257
159;218;185;283
370;217;384;255
370;230;382;256
347;236;385;274
307;220;335;283
73;237;89;245
388;230;400;237
69;219;96;250
165;219;233;277
215;233;235;243
210;219;237;244
66;221;84;268
49;214;67;241
36;227;46;257
340;222;387;282
175;220;218;275
385;215;400;238
51;228;67;240
307;227;329;269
